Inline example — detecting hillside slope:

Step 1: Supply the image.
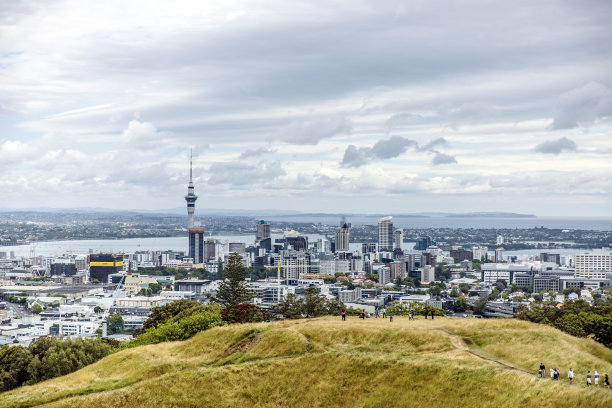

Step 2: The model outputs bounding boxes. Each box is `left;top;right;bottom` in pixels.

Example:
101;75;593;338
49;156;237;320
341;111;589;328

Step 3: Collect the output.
1;317;611;408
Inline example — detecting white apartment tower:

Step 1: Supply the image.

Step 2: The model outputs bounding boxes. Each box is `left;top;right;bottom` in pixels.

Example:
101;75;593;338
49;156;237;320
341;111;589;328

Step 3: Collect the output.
378;216;394;251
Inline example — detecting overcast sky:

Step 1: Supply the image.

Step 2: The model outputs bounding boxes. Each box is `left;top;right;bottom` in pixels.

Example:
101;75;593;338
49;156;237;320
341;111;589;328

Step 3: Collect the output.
1;0;611;216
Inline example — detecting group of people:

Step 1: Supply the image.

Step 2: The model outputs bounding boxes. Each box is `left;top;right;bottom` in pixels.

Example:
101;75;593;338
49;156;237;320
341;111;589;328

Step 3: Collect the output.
538;363;610;387
341;307;435;322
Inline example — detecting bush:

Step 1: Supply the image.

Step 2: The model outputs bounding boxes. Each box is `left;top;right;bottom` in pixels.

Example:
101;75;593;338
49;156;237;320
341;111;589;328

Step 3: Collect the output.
221;303;267;324
121;304;224;349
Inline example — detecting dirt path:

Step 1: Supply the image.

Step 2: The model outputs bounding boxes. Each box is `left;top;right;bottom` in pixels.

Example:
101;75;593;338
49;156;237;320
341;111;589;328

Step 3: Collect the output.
436;328;535;377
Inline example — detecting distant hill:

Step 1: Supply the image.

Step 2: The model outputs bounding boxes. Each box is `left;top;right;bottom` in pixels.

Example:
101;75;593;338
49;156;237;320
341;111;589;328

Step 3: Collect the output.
2;317;610;407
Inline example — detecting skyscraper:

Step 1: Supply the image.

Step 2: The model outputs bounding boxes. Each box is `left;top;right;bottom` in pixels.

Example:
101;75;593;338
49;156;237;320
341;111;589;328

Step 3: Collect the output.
377;216;394;251
334;222;350;252
256;220;271;243
394;229;404;251
185;150;198;229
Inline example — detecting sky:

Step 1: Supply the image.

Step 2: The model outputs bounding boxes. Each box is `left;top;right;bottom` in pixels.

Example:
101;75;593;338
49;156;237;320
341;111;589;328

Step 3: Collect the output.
1;0;611;216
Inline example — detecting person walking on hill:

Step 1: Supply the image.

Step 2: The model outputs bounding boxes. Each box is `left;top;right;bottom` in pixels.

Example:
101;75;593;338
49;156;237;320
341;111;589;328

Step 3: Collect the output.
539;363;545;378
382;309;386;318
586;370;592;386
594;370;599;386
341;310;346;321
424;308;428;319
603;374;609;388
568;368;574;384
431;309;435;319
389;312;393;322
375;307;380;318
409;311;414;320
550;367;554;379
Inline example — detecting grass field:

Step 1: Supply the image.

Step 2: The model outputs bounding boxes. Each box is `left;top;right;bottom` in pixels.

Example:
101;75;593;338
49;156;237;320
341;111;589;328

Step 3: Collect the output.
1;317;611;407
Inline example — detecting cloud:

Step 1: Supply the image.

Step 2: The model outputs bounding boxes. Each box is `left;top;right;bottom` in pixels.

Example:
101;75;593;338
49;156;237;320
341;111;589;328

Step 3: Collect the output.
341;136;456;167
121;119;166;149
282;114;351;145
533;137;578;154
552;82;612;129
341;136;418;167
207;161;285;186
432;152;458;165
419;137;448;152
370;136;418;159
239;147;275;159
0;140;36;166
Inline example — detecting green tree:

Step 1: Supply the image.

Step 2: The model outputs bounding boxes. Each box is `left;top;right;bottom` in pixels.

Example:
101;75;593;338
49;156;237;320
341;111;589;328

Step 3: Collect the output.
93;305;104;314
214;253;251;306
273;294;304;319
459;283;470;295
107;313;124;334
473;297;487;315
149;283;162;294
30;303;43;314
454;296;467;312
449;288;460;298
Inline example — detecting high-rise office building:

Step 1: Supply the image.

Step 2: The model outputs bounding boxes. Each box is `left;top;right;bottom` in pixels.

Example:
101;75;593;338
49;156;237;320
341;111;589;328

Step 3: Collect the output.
189;228;205;263
415;236;435;251
574;252;612;279
378;216;394;251
89;254;123;283
334;222;350;252
256;220;271;243
394;229;403;251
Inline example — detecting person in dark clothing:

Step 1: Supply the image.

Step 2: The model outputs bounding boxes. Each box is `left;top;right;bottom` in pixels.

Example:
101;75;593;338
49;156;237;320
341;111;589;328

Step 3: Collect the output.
539;363;545;378
389;312;393;322
341;311;346;321
424;308;428;319
431;309;434;319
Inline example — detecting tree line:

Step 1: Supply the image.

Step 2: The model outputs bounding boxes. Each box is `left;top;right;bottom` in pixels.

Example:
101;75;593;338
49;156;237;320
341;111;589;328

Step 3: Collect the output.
0;337;110;392
516;300;612;348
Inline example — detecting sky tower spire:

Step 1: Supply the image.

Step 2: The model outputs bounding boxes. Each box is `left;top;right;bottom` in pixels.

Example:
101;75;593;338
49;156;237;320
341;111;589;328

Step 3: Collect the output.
185;150;198;228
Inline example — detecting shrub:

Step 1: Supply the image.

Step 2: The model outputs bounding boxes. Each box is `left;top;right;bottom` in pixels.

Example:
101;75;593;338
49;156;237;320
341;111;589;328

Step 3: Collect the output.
221;303;267;324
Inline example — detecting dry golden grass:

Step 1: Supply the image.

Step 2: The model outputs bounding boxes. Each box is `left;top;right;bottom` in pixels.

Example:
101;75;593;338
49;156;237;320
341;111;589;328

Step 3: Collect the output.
1;316;610;408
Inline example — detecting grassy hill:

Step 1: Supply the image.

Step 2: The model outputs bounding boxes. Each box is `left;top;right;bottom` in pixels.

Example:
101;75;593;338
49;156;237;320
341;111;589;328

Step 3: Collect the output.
1;317;611;407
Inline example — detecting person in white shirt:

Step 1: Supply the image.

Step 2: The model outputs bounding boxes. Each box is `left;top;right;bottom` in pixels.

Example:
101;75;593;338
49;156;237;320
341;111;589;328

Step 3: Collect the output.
594;370;599;386
550;367;554;379
567;368;574;384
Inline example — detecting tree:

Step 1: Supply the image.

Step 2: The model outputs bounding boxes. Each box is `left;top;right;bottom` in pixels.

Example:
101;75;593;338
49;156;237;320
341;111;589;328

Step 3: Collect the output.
273;294;304;319
449;288;460;298
149;283;162;294
94;305;104;314
459;283;470;295
454;296;467;312
107;313;124;334
214;253;251;306
221;303;266;324
30;304;43;314
473;297;488;315
488;288;500;300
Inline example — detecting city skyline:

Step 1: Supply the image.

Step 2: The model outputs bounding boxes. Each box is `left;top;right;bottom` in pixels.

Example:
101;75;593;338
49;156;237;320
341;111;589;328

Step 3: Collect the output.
1;1;611;216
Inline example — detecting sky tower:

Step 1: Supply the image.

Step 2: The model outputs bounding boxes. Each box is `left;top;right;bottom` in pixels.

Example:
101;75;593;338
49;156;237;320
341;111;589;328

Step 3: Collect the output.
185;150;198;228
